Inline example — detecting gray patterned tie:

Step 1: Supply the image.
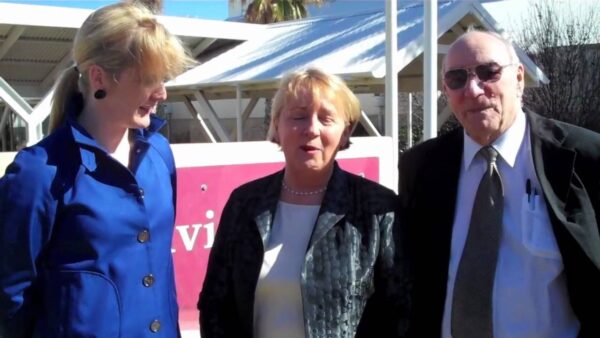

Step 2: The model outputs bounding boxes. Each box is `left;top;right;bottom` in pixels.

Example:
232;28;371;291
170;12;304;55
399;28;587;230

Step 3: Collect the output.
451;146;504;338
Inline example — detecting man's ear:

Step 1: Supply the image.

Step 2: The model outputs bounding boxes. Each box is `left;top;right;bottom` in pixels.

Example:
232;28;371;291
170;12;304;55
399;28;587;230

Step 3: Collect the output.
441;81;449;97
516;63;525;93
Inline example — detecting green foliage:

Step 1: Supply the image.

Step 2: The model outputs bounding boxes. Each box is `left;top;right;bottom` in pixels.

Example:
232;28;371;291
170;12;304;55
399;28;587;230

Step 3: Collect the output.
244;0;325;24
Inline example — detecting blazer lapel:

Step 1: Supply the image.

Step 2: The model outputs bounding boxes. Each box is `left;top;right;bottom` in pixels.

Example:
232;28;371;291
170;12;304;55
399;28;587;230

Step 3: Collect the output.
528;111;600;268
309;163;348;247
249;165;350;252
252;170;284;249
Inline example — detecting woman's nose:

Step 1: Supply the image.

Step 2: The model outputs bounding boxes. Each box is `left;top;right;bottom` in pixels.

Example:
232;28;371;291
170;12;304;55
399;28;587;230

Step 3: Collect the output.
304;115;320;136
152;83;167;101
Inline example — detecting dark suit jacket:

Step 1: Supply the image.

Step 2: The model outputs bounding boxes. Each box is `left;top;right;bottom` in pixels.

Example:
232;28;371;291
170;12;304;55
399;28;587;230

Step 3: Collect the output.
199;162;411;338
398;111;600;337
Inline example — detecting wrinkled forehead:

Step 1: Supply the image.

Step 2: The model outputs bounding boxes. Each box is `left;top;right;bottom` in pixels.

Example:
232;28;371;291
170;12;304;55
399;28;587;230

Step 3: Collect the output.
444;32;512;70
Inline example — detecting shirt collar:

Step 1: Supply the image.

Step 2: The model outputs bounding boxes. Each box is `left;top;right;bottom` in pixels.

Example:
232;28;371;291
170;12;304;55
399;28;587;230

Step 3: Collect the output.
132;114;166;140
65;93;166;148
64;94;167;170
68;122;100;172
463;109;527;170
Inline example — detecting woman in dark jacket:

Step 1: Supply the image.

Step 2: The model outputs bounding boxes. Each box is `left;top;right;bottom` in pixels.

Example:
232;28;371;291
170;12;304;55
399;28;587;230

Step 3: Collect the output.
198;68;411;338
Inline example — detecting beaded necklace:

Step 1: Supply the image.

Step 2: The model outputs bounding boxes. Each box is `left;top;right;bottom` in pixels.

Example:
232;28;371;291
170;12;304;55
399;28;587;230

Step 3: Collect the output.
281;180;327;196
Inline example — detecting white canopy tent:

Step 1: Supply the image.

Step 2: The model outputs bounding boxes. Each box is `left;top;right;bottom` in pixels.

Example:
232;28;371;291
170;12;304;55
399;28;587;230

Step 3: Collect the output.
166;0;547;147
0;2;265;148
0;1;548;150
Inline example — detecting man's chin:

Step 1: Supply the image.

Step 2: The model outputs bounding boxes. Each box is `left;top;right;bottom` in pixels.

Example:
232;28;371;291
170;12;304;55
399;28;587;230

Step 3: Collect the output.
465;121;502;145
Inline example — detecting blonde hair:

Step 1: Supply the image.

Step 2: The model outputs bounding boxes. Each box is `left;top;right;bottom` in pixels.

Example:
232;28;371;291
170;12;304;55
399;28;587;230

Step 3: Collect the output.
49;1;195;132
267;68;361;150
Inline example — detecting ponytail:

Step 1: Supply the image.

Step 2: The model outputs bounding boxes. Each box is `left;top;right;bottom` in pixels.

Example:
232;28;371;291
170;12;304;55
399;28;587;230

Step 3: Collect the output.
126;0;163;14
48;66;80;133
48;0;193;134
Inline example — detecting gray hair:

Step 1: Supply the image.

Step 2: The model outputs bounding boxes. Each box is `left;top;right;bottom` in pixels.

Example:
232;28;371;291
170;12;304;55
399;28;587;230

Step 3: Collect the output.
442;27;520;74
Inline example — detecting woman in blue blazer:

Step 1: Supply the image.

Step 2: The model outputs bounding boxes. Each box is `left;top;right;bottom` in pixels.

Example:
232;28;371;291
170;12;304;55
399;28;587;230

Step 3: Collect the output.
0;1;194;337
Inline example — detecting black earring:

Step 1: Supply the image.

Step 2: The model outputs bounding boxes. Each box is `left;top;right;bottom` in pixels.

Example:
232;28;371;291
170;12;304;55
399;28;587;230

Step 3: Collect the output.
94;89;107;100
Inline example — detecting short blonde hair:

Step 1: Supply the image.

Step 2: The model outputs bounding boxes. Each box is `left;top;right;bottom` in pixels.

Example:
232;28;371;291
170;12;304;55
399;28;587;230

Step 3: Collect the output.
267;68;361;150
49;1;195;132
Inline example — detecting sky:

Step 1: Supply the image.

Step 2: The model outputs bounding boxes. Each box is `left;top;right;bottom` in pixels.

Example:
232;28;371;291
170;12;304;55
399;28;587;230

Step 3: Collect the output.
1;0;229;20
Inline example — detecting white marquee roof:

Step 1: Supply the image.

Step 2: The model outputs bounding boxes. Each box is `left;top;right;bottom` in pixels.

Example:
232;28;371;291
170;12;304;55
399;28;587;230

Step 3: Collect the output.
168;0;548;98
0;2;265;99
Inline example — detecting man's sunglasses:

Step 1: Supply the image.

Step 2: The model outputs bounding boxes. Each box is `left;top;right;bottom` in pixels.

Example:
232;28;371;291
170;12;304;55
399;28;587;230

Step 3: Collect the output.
443;63;515;90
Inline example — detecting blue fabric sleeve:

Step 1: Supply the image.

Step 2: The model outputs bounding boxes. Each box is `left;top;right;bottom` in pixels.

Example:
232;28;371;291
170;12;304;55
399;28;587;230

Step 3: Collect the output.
0;149;57;337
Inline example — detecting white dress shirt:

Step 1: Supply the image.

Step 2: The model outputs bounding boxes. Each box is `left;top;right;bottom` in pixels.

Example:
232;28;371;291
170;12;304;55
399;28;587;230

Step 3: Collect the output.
253;201;319;338
441;111;580;338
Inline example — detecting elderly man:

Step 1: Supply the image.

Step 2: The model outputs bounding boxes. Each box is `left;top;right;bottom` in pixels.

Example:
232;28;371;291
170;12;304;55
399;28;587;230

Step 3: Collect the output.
399;30;600;338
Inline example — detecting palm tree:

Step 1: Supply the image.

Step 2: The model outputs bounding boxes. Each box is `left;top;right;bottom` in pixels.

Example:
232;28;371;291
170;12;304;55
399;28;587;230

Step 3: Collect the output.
233;0;326;134
244;0;324;24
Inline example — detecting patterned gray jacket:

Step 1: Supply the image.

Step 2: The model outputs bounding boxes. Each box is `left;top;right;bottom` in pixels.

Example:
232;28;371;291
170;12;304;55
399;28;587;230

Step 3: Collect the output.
198;162;411;337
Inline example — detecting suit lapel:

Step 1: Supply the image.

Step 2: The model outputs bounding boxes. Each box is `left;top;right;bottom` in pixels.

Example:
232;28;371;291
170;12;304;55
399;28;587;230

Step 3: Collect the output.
529;112;575;203
430;129;464;248
432;130;463;297
528;111;600;268
409;128;464;335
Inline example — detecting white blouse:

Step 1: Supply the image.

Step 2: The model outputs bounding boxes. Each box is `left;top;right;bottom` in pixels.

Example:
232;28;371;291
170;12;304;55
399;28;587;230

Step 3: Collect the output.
253;201;320;338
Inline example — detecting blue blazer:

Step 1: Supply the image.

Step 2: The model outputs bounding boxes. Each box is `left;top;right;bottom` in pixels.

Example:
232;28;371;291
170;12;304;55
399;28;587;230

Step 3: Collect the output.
0;114;179;338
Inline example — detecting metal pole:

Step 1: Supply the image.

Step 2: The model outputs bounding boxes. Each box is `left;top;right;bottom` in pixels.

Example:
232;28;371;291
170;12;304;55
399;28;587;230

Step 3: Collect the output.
385;0;399;191
423;0;438;140
8;110;14;150
408;93;413;148
235;84;243;141
0;106;9;151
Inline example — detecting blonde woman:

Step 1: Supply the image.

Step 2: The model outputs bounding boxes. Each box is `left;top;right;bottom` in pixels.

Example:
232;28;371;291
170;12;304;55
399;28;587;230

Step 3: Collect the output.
199;68;411;338
0;1;194;336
